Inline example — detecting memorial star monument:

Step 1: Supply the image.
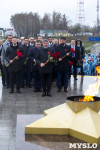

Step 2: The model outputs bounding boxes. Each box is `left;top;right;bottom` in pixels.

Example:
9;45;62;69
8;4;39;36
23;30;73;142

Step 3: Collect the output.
25;66;100;145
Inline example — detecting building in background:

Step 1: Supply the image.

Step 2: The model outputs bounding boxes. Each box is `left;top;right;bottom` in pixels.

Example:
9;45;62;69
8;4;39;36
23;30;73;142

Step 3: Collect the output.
0;28;4;36
39;29;70;37
0;28;16;37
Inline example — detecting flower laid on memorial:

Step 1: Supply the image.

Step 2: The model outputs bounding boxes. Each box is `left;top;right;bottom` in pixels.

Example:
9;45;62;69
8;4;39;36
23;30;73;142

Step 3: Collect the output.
6;49;23;67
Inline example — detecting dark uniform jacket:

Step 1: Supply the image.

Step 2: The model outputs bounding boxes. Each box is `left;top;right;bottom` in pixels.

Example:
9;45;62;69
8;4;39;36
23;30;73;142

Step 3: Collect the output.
36;47;54;74
28;47;40;71
75;39;85;60
20;44;31;66
55;44;70;72
5;44;23;72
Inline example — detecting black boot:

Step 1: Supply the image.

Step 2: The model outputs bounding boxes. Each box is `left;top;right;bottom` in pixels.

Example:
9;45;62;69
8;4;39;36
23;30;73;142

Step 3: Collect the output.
74;77;78;80
34;89;38;92
27;84;32;88
9;90;14;94
42;92;46;97
47;92;52;97
21;85;24;88
38;89;42;92
7;85;10;89
2;81;6;86
64;88;68;92
17;89;21;94
57;88;61;92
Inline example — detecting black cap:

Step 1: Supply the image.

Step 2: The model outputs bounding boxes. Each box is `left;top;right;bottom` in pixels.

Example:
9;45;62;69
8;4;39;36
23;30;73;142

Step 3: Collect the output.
60;37;66;40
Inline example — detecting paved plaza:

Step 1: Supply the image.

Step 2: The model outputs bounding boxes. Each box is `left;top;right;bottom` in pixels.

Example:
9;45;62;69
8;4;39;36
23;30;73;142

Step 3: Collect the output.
0;76;100;150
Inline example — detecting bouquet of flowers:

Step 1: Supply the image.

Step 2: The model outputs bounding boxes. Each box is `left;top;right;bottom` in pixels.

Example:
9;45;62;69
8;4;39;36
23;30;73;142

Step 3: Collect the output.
44;51;60;66
50;51;60;61
6;49;23;67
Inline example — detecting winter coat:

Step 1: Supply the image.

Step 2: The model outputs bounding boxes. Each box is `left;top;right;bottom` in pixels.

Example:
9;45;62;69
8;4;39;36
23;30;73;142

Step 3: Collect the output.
75;39;85;60
28;47;40;71
20;44;31;66
55;44;70;72
1;41;12;66
5;44;23;72
36;47;54;74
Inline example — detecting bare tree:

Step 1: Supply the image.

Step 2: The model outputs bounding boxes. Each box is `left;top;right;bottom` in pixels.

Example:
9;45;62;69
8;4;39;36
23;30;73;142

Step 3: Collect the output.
10;12;71;37
10;12;40;37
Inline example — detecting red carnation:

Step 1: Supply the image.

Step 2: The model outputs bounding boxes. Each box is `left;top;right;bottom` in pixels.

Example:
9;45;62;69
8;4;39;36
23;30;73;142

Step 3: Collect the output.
69;61;73;67
70;48;75;53
16;51;23;57
6;50;23;67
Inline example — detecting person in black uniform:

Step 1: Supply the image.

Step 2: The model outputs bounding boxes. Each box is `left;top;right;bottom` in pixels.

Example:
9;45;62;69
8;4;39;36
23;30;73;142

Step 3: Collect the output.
20;38;31;88
5;37;23;94
75;39;85;76
0;39;5;86
28;40;41;92
69;40;80;80
36;39;54;97
55;37;70;92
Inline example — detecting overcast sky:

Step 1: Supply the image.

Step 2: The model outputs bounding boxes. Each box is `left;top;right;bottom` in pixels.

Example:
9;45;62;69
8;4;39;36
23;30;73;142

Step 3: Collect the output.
0;0;98;28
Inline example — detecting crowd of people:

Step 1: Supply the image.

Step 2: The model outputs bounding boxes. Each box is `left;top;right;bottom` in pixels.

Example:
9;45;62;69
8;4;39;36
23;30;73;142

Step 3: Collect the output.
82;53;100;76
70;53;100;76
0;35;99;96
